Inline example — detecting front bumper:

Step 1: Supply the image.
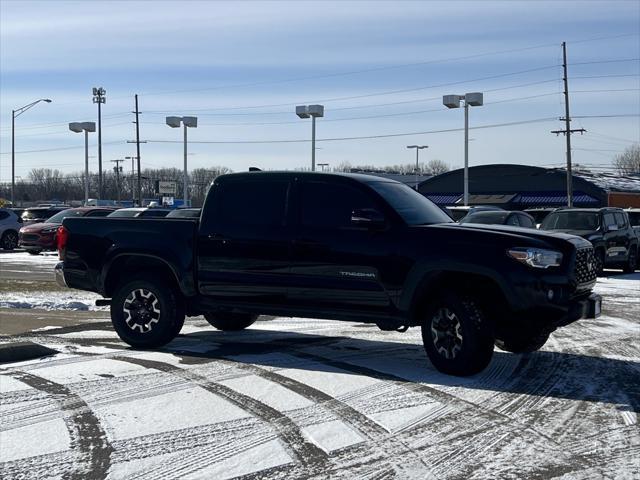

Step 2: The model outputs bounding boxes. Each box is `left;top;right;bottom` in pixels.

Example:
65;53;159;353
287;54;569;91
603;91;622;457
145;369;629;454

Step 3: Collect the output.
557;293;602;327
54;262;67;288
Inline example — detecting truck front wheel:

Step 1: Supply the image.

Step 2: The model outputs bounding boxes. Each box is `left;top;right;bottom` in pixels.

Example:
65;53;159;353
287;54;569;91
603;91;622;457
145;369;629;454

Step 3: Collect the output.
204;313;258;331
420;294;494;376
111;276;184;348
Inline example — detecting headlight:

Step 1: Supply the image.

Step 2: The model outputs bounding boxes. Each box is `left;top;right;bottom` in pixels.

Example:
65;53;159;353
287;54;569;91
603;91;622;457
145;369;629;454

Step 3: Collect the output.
507;247;563;268
41;226;58;234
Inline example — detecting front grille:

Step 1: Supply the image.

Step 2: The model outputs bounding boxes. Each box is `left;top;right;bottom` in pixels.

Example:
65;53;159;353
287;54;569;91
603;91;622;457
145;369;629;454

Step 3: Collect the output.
20;233;39;242
575;247;597;286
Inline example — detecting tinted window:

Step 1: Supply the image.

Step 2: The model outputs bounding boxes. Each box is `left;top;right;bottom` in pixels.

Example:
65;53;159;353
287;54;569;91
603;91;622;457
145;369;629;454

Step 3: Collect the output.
614;212;627;228
369;182;452;225
603;213;616;228
140;210;170;218
86;210;113;217
542;212;600;230
518;214;535;228
301;182;377;229
107;209;142;217
506;214;519;226
628;212;640;227
217;181;288;227
46;209;85;223
459;212;508;224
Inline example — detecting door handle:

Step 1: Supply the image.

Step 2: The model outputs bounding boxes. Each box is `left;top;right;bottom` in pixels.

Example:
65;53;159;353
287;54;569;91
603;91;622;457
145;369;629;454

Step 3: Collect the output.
207;233;229;243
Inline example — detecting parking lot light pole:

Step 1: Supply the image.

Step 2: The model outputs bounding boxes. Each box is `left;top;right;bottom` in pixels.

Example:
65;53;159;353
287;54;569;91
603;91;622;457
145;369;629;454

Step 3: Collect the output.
406;145;428;190
11;98;52;206
69;122;96;205
166;116;197;206
296;105;324;171
443;93;483;206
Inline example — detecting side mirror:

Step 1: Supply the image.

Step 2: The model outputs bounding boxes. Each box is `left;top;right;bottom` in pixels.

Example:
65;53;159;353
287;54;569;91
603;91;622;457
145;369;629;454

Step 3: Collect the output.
351;208;385;229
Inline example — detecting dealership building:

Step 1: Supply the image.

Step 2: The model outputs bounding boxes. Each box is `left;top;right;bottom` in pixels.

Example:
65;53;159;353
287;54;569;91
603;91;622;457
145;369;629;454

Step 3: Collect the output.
417;164;640;209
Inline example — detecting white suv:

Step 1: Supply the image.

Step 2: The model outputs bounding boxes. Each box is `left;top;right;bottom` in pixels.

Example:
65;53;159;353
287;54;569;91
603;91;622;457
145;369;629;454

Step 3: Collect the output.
0;208;22;250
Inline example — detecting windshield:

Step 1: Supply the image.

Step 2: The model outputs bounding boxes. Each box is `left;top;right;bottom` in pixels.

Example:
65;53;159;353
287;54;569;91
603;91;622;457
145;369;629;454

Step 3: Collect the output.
46;209;84;223
541;211;600;231
369;182;453;225
460;212;509;224
107;209;141;217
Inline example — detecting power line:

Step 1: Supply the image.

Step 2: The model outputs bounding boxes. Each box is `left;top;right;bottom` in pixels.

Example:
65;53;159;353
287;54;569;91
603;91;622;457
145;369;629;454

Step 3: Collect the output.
144;117;557;145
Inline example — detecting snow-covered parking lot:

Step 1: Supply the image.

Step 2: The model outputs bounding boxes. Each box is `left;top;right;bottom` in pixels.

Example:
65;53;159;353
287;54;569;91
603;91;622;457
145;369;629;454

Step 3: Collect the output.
0;251;638;479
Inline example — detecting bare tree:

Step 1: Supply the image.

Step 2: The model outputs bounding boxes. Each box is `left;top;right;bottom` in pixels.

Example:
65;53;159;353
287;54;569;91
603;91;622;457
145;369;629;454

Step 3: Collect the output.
613;143;640;176
424;159;450;176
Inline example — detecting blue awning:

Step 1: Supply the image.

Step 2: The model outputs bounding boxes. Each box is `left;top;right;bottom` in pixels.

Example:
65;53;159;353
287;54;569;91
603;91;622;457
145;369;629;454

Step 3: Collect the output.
425;194;461;205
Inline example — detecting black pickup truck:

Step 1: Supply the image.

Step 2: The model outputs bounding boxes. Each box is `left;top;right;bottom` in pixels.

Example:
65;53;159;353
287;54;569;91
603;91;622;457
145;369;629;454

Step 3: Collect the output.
56;172;601;376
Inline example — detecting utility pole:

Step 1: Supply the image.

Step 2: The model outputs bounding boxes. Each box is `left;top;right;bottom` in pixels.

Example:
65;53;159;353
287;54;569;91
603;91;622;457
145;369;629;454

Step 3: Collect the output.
551;42;585;208
111;159;124;202
134;94;142;206
92;88;106;199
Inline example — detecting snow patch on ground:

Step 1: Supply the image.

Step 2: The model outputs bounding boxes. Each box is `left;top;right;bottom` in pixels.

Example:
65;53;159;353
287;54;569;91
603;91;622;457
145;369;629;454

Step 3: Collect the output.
94;385;252;442
0;290;105;311
0;418;70;463
302;420;364;452
0;375;32;393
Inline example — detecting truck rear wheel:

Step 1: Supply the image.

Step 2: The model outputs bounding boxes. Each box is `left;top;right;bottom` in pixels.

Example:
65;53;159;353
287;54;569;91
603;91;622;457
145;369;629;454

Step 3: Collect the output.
420;294;494;376
111;276;184;348
204;312;257;331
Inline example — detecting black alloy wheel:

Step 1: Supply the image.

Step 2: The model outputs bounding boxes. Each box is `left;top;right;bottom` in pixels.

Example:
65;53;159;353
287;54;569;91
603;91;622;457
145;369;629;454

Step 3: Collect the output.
421;294;494;376
111;276;184;348
1;231;18;250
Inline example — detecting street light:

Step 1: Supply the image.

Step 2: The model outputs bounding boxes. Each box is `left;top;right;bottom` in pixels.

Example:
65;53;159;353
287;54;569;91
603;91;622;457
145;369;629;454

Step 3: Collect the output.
406;145;428;190
296;104;324;171
166;116;197;206
92;87;106;199
69;122;96;205
443;92;483;206
11;98;52;206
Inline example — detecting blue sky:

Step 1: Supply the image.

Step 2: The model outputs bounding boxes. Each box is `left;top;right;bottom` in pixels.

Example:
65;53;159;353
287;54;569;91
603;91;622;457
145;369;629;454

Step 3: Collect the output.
1;0;639;181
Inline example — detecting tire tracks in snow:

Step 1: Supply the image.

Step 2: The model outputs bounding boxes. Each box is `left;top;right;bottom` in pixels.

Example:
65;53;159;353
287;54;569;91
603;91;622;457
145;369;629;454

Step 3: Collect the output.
111;355;329;479
4;371;113;480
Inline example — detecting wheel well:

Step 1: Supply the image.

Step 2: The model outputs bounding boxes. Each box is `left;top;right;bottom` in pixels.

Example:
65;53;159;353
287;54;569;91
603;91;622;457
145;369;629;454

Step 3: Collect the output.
104;255;181;298
410;271;510;328
1;229;18;237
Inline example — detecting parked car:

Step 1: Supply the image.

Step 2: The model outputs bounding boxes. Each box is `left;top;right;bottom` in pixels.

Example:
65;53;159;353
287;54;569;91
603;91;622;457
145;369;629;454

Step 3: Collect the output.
19;207;115;255
524;208;555;227
0;208;23;250
445;205;503;221
540;207;638;274
56;172;601;377
107;207;172;218
626;208;640;233
166;208;201;218
21;206;70;226
459;210;536;228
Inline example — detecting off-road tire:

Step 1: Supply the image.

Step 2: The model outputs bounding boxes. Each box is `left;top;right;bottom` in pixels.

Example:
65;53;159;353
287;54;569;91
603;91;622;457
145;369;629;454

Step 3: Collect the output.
111;276;184;348
623;247;637;274
420;294;494;376
204;312;258;331
495;331;550;353
1;230;18;250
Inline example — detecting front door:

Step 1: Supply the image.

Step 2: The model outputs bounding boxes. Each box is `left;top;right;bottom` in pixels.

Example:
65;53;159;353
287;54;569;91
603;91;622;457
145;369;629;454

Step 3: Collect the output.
287;179;394;313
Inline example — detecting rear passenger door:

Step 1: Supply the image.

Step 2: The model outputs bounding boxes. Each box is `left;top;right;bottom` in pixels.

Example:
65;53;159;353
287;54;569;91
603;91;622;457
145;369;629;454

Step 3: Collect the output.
288;179;394;312
198;178;292;305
